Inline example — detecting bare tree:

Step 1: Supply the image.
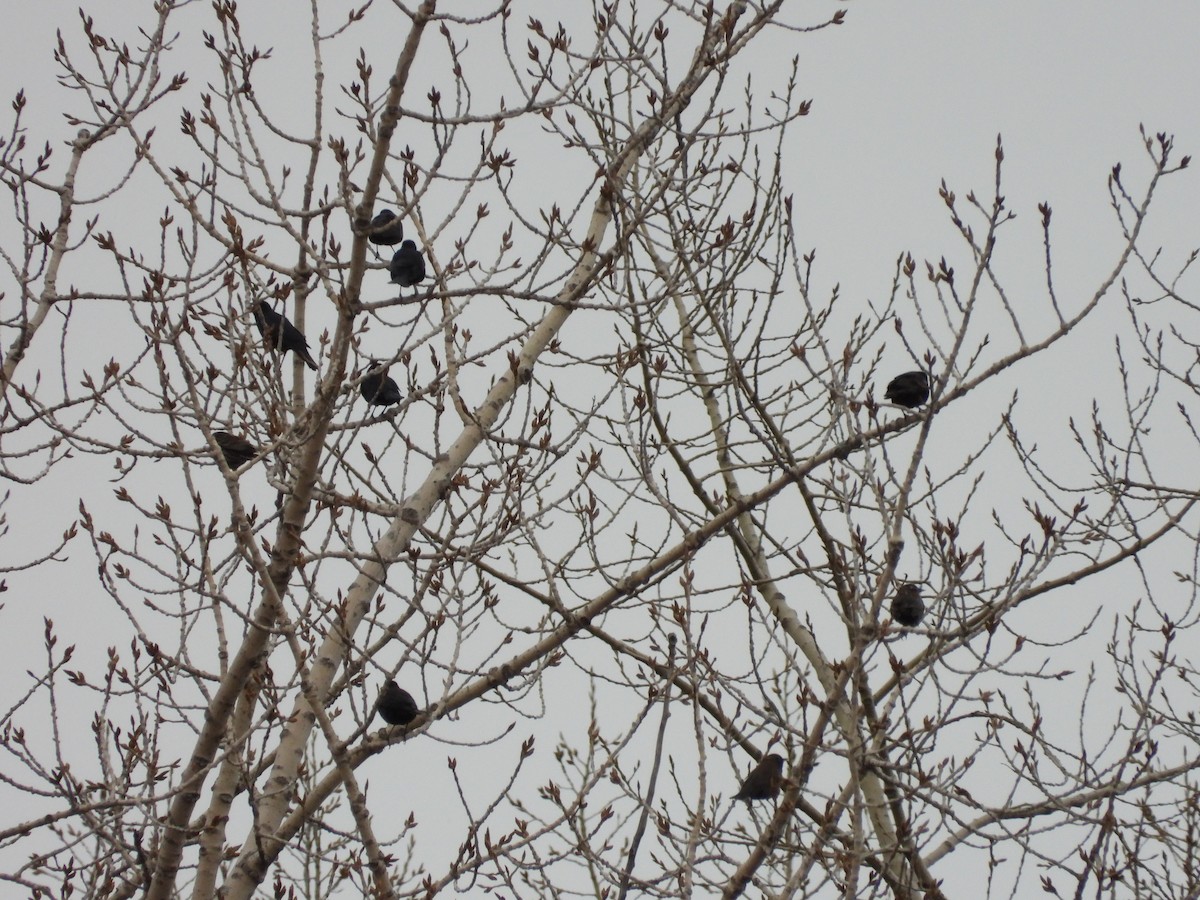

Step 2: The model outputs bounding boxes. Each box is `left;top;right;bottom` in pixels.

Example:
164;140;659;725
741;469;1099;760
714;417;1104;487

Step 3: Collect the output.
1;2;1197;898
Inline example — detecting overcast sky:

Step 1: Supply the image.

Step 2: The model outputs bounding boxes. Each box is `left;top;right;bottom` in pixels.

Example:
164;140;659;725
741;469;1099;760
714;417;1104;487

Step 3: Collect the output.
1;2;1198;895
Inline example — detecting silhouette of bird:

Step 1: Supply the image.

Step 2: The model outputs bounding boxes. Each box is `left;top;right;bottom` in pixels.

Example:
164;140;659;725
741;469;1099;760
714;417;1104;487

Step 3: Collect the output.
733;753;785;802
891;582;925;627
389;240;426;288
367;209;405;246
884;370;929;408
253;301;318;371
360;363;403;406
213;431;257;469
377;679;419;726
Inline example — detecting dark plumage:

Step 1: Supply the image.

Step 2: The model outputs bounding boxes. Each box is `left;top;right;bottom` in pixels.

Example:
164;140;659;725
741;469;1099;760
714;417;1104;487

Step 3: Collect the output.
377;679;419;726
891;582;925;627
360;364;403;406
367;209;405;246
733;753;785;803
213;431;258;470
389;240;426;288
253;301;318;371
884;370;930;408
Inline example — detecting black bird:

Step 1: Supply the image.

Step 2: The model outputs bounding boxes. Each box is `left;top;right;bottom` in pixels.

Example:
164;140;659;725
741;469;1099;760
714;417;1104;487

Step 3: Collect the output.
367;209;405;246
884;370;930;408
360;363;403;406
253;301;319;371
733;753;785;803
891;582;925;627
377;679;419;726
213;431;258;470
389;240;426;288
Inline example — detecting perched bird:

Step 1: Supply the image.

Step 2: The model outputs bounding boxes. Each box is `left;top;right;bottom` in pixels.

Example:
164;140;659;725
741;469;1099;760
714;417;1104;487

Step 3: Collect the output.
253;300;319;371
389;240;426;288
377;679;419;726
733;753;785;803
213;431;258;470
884;370;930;408
891;582;925;627
367;209;405;246
360;363;403;406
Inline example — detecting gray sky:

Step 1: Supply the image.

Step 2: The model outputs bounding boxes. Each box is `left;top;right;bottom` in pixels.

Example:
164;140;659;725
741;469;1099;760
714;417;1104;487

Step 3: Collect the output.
1;2;1198;895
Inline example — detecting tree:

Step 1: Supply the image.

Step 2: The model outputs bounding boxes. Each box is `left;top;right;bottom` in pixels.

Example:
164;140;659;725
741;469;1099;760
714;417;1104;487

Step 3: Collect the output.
1;2;1197;898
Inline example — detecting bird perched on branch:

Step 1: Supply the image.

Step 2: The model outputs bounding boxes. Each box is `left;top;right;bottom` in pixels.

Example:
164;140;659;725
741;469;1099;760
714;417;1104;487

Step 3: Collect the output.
213;431;257;470
253;300;318;371
389;240;426;289
733;753;785;802
377;680;419;726
360;363;403;407
891;582;925;627
367;209;405;246
883;370;929;408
